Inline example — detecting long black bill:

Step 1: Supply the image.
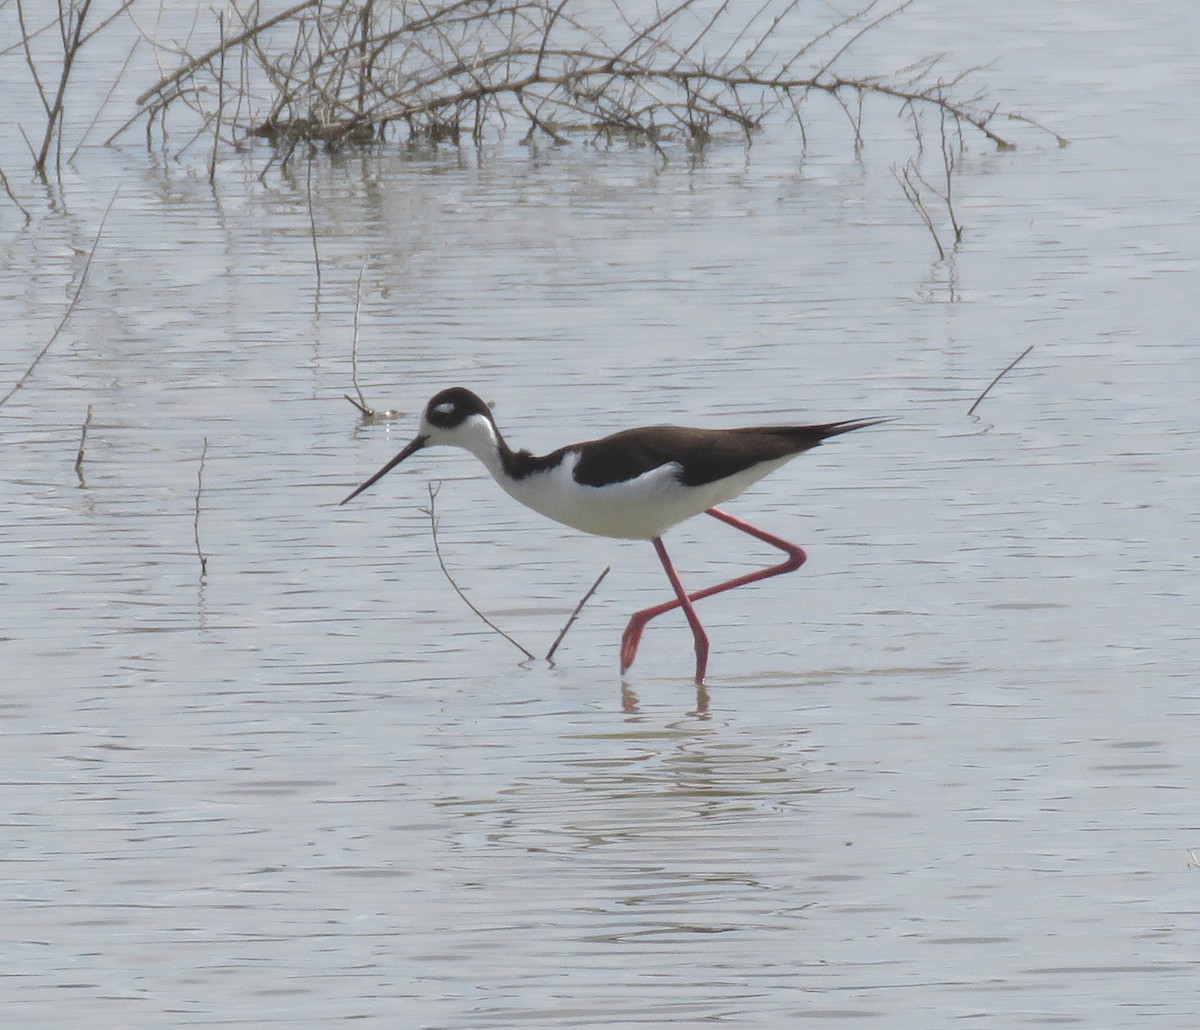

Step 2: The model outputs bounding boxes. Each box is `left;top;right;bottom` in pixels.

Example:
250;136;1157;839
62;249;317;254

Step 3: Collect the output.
340;435;428;505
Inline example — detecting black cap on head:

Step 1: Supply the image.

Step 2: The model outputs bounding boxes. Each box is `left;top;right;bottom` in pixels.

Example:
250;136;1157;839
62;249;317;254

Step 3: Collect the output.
424;387;493;430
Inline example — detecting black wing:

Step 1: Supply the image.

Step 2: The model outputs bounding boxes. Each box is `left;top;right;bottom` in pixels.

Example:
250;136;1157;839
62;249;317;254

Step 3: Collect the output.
569;419;886;488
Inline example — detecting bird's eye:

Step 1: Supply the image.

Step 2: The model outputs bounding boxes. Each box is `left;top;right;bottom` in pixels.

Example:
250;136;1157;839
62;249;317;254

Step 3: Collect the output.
429;402;456;425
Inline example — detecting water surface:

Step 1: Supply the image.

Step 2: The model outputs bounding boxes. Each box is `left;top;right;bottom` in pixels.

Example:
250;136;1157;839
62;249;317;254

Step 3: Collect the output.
2;1;1198;1024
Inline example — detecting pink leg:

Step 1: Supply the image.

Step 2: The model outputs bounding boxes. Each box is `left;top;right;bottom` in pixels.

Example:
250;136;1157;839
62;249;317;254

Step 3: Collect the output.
620;507;808;679
648;536;710;684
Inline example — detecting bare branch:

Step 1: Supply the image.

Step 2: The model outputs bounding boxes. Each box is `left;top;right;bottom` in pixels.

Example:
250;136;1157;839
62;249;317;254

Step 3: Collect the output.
69;32;141;164
0;190;117;408
421;482;536;661
349;258;368;410
939;104;964;243
968;345;1034;417
342;259;400;419
15;0;137;172
194;437;209;579
74;403;94;481
305;154;321;290
133;0;321;108
119;0;1054;160
208;10;227;185
545;566;610;662
894;105;966;258
813;0;916;82
892;159;944;261
0;165;32;222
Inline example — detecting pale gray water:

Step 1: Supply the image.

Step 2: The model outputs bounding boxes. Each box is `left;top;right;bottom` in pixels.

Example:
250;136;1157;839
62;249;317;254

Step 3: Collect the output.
2;1;1198;1025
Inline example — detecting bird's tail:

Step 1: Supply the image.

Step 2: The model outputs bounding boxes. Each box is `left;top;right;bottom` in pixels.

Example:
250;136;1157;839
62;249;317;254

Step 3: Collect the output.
811;416;893;441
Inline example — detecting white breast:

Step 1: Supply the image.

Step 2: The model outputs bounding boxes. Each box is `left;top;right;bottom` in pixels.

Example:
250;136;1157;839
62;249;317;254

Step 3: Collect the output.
495;451;794;540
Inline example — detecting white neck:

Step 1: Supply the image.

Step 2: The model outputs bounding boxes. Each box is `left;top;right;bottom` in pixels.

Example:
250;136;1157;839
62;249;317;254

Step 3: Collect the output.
440;414;513;484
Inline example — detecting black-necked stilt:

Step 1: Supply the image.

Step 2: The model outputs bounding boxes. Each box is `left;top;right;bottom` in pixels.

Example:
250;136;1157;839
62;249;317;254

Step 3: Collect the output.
341;387;886;683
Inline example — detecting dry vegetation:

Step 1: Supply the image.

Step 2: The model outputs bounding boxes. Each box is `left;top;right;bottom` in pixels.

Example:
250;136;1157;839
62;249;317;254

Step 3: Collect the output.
112;0;1050;161
4;1;1064;249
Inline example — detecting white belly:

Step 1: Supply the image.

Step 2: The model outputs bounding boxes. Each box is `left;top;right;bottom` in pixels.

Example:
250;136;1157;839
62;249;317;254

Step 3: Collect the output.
495;452;794;540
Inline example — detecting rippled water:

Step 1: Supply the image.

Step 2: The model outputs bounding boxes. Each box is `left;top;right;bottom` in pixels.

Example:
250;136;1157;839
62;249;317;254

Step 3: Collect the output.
2;1;1198;1024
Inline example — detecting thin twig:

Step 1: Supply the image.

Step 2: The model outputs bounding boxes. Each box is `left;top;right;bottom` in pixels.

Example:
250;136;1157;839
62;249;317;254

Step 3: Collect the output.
305;154;321;293
356;0;374;117
1;165;32;222
892;159;944;261
421;482;535;660
344;259;372;414
69;18;141;164
1004;110;1069;149
0;189;117;408
194;437;209;578
893;106;965;261
21;0;135;176
208;10;226;185
939;105;964;244
968;344;1034;416
74;403;93;480
132;0;320;108
342;262;400;419
545;566;610;662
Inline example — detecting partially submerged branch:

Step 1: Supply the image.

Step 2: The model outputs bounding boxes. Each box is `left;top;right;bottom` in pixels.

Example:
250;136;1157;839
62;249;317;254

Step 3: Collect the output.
119;0;1058;160
968;345;1034;416
0;191;116;408
17;0;138;177
421;481;536;660
342;261;401;420
545;566;609;663
420;481;607;664
75;404;94;481
194;438;209;579
893;103;965;260
0;166;32;222
893;159;945;261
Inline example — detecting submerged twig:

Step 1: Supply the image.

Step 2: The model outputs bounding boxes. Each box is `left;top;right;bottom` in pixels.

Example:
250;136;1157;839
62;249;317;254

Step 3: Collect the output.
342;263;401;419
0;190;116;408
938;106;964;245
0;166;32;222
74;403;93;480
1004;110;1069;149
419;482;607;663
305;155;321;292
342;260;370;413
892;159;944;261
545;565;609;662
968;344;1034;416
208;10;226;185
894;105;965;259
194;437;209;578
422;482;535;660
19;0;138;176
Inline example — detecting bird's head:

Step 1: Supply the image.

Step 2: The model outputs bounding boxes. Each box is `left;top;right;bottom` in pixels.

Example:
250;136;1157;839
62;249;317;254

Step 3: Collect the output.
340;387;498;505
